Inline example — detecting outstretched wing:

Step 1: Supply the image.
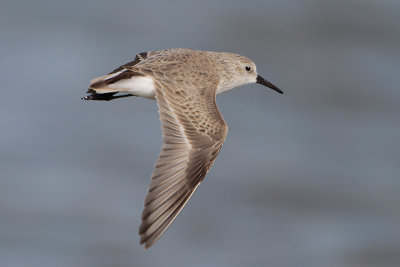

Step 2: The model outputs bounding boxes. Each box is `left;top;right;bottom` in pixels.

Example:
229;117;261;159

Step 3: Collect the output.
139;77;228;249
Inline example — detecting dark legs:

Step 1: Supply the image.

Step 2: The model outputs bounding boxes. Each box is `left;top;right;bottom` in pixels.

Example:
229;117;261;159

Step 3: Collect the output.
81;92;135;101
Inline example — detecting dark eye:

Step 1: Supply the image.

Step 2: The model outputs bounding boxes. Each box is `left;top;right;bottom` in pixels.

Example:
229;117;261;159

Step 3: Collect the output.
245;66;251;72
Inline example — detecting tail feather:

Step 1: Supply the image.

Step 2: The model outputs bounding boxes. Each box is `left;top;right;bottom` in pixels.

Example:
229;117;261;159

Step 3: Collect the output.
89;51;150;92
84;51;155;99
89;69;131;93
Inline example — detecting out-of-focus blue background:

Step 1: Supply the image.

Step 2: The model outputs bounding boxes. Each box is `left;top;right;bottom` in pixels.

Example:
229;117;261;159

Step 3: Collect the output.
1;0;399;266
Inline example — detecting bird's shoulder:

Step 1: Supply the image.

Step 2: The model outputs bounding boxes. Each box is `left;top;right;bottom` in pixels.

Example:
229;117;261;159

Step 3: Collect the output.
132;49;216;74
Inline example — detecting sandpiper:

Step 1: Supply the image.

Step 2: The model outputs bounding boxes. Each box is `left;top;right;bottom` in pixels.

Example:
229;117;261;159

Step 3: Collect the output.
83;48;283;249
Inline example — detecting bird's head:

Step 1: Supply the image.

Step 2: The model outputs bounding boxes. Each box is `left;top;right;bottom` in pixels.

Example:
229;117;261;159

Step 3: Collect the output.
217;52;283;95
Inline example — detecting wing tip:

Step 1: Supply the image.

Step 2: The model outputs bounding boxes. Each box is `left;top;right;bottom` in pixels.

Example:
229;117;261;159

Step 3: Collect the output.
139;225;163;249
138;184;200;249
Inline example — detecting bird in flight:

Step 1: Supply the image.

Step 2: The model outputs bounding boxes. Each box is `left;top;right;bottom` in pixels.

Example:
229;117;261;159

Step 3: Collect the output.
82;48;283;249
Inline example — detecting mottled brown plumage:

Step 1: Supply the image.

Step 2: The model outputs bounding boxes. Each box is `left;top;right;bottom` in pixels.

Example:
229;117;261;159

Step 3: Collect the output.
83;48;282;249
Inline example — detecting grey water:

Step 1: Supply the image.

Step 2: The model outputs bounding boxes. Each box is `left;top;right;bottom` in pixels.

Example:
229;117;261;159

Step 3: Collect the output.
1;0;399;266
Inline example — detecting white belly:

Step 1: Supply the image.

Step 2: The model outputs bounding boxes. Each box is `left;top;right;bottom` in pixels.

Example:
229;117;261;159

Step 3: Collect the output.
109;75;156;99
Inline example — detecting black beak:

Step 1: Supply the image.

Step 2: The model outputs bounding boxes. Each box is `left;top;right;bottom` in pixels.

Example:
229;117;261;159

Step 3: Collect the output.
256;75;283;94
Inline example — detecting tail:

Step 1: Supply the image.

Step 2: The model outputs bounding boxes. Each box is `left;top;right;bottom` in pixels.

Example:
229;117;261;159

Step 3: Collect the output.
82;69;146;101
82;70;140;101
81;70;131;101
83;52;154;101
88;69;138;94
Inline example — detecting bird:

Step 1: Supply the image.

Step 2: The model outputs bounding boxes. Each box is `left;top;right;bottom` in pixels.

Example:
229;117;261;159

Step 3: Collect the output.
82;48;283;249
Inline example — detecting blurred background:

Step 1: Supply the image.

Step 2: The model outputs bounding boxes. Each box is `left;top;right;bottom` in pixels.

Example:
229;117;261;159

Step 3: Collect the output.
1;0;399;266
